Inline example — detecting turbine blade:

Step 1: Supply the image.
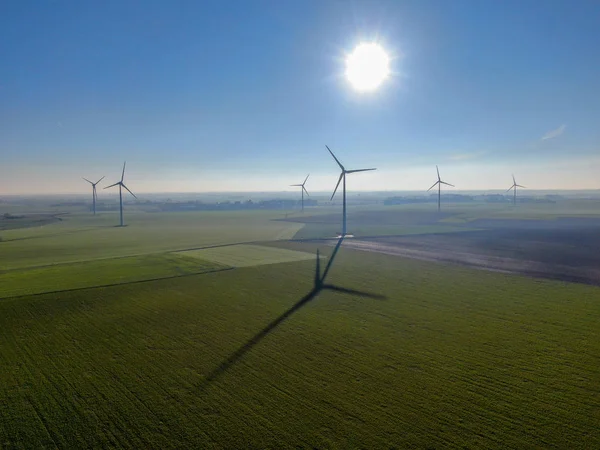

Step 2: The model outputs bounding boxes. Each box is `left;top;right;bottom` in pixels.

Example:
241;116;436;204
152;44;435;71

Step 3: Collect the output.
83;177;93;184
346;168;376;174
122;184;137;199
121;161;127;182
95;176;105;185
427;181;439;191
326;145;345;171
323;284;386;300
436;165;440;180
512;174;516;185
303;174;310;185
104;182;120;189
516;184;526;188
506;186;514;193
330;172;344;201
441;181;455;187
290;184;303;187
302;186;309;197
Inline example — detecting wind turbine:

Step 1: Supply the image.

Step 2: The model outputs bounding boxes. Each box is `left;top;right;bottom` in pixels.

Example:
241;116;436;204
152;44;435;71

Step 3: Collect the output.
290;174;310;212
82;176;105;215
104;162;137;226
427;165;454;212
507;174;526;206
327;145;376;237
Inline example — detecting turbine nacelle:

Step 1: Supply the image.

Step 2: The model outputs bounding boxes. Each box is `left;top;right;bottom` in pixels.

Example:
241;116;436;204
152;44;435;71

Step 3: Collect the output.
291;174;310;212
507;174;526;191
290;174;310;196
103;161;137;226
326;146;376;237
104;181;137;199
83;175;105;213
427;165;454;212
83;176;105;187
104;162;137;199
427;165;454;191
327;146;376;201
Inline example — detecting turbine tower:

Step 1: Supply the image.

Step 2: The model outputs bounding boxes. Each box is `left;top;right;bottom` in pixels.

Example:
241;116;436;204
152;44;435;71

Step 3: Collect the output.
82;176;105;215
507;174;525;206
104;162;137;226
290;174;310;212
327;145;376;237
427;165;454;212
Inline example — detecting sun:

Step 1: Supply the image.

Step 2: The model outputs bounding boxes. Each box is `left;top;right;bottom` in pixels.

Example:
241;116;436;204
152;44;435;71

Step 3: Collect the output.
345;42;390;92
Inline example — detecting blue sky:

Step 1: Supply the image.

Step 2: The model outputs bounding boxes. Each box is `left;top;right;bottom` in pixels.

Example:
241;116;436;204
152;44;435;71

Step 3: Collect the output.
1;0;599;194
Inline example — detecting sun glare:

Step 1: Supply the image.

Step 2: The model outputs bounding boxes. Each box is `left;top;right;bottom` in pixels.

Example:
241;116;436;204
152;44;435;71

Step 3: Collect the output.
345;42;390;92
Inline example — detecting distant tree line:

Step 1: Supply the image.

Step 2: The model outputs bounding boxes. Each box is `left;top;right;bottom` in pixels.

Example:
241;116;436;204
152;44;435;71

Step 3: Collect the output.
156;198;318;212
2;213;24;220
384;194;557;205
384;194;475;205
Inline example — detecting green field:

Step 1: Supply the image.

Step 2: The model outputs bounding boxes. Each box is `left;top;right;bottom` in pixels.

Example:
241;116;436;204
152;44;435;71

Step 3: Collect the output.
178;244;318;267
0;253;228;299
284;201;600;239
292;222;476;239
1;203;600;448
0;211;303;270
1;245;599;448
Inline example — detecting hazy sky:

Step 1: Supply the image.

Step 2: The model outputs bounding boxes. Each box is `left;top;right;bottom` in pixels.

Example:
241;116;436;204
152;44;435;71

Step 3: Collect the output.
1;0;599;194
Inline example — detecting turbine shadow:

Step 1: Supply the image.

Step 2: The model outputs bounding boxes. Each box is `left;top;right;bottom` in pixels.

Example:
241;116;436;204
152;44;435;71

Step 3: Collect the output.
201;237;386;386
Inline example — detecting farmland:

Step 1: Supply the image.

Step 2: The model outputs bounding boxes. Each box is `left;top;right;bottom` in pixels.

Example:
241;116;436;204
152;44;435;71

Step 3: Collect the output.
178;244;318;267
0;253;229;299
1;201;600;448
0;211;302;270
339;222;600;285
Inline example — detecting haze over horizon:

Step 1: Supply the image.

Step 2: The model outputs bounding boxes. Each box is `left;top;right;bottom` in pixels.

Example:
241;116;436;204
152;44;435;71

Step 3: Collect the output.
2;0;599;195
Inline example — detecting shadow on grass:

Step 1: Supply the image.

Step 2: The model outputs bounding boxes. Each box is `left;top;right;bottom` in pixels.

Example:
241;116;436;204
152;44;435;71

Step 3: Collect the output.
0;267;235;300
201;237;386;386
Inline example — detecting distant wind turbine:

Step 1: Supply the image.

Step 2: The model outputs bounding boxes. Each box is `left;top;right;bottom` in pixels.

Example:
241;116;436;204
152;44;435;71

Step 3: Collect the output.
327;145;376;237
82;176;105;215
507;174;526;206
427;165;454;212
104;162;137;226
290;174;310;212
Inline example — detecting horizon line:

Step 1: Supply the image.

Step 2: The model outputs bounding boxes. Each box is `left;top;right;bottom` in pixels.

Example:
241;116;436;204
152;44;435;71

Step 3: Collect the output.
2;188;600;197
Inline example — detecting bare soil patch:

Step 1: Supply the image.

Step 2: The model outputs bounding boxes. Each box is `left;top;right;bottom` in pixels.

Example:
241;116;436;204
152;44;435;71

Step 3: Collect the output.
340;226;600;286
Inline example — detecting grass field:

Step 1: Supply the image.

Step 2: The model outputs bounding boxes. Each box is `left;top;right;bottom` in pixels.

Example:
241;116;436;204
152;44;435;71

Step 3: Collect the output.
178;244;318;267
0;213;63;231
0;253;228;299
285;208;477;239
1;243;599;448
285;202;600;239
292;222;476;239
431;201;600;222
0;211;303;271
1;202;600;448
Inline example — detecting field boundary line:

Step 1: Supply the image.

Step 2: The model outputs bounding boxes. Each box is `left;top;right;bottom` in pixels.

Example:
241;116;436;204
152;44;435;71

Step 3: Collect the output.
287;230;478;243
0;240;263;274
0;267;235;301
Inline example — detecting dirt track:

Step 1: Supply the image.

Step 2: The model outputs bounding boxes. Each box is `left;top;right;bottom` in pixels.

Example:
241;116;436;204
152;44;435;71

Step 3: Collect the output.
339;229;600;286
